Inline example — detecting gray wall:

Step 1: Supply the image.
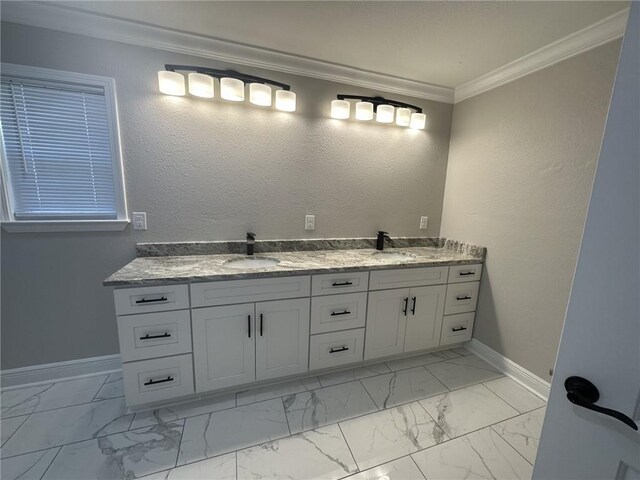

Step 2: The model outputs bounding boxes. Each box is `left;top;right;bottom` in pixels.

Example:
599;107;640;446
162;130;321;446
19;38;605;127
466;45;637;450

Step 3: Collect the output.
0;22;453;369
440;41;621;380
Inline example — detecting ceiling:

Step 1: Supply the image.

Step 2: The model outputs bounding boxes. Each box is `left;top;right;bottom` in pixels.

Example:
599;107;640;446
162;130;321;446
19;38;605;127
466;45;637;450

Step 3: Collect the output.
47;1;628;89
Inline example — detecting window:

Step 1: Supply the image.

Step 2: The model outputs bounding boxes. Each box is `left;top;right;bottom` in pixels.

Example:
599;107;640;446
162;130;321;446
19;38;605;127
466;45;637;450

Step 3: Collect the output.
0;64;128;232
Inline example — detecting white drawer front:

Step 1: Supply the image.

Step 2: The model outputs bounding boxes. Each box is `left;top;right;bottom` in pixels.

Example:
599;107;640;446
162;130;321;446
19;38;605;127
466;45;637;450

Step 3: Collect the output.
311;271;369;296
369;267;449;290
114;284;189;315
118;310;192;362
440;312;475;346
444;281;480;315
448;264;483;284
191;275;311;308
310;292;367;334
309;328;365;371
122;354;194;406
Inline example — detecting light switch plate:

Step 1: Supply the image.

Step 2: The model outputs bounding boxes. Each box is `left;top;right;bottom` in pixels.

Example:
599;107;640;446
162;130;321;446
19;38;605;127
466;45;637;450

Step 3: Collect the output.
419;216;428;230
305;215;315;231
132;212;147;230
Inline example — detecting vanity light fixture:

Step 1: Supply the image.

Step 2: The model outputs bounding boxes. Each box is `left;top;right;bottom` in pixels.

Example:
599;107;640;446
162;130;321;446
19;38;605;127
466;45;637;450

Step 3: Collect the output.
331;94;426;129
157;65;296;112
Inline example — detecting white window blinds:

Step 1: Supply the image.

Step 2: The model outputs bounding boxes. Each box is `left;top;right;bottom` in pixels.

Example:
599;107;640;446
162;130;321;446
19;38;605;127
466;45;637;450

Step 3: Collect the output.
0;76;118;220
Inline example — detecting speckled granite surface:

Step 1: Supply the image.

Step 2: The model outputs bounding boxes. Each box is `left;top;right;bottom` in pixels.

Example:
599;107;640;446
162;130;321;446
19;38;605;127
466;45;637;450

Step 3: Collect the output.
104;240;485;286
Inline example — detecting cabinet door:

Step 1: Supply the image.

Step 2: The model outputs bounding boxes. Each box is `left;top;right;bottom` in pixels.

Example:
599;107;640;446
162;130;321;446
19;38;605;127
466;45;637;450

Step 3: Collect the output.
404;285;446;353
192;303;255;392
255;298;310;381
364;288;410;360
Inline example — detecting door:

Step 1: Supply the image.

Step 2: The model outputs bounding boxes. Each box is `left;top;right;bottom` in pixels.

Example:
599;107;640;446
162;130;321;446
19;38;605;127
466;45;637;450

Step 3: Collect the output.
255;298;310;381
192;303;255;392
404;285;446;353
534;6;639;479
365;288;410;360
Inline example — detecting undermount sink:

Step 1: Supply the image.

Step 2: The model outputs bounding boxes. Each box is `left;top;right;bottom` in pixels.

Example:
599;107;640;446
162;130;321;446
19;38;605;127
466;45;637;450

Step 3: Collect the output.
371;251;415;261
224;257;280;269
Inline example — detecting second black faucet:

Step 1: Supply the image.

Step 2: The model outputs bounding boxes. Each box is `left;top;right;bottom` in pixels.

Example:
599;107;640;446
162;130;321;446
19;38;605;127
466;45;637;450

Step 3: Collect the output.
376;231;391;250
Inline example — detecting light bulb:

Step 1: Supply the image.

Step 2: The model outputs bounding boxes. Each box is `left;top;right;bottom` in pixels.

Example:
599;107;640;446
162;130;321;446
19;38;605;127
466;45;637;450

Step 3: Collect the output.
158;71;185;96
355;102;374;121
275;90;296;112
376;104;394;123
249;83;272;106
396;108;411;127
187;73;214;98
331;100;350;119
410;113;427;129
220;77;245;101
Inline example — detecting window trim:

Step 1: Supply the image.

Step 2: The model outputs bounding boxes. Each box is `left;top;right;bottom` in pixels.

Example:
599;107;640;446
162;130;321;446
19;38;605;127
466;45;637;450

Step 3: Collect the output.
0;63;129;232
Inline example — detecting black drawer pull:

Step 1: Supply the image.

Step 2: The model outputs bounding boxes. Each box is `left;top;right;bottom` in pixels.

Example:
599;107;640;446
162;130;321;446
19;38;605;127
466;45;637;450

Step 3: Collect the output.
248;314;251;338
135;296;168;304
452;326;468;332
329;346;349;353
459;271;475;276
456;295;472;301
330;310;352;316
139;332;171;340
331;281;353;287
144;376;174;386
402;297;409;315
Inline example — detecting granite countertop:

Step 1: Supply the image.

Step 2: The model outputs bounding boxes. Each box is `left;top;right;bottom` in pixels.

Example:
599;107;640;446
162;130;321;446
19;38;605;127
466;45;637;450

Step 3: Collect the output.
104;246;484;286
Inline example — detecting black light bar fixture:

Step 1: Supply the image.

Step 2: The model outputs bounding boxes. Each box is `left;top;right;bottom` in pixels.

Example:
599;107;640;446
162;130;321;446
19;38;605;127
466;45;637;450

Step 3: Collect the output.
330;94;426;129
157;64;296;112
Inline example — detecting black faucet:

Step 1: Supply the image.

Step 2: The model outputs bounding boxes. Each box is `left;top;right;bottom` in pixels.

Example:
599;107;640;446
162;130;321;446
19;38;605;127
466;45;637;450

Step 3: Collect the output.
376;231;390;251
246;232;256;256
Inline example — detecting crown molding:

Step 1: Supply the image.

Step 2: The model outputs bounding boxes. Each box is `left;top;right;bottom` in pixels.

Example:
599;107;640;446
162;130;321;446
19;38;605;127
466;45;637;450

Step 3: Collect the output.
0;1;455;103
454;8;629;103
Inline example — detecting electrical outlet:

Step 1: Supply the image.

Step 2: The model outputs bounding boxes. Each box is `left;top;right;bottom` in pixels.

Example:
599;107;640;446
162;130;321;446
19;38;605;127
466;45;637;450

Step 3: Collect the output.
132;212;147;230
419;216;428;230
305;215;315;231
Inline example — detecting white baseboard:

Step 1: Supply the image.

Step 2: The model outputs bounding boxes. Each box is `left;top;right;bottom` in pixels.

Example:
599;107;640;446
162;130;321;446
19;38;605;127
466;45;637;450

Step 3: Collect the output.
466;338;550;400
1;354;122;389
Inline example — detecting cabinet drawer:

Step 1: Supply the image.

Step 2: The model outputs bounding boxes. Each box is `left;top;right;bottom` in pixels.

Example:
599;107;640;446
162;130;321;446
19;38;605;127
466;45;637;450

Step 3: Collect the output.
309;328;365;371
310;292;367;334
122;354;194;406
191;275;310;308
444;282;480;315
311;272;369;296
114;284;189;315
117;310;192;363
448;264;483;284
440;312;475;346
369;267;448;290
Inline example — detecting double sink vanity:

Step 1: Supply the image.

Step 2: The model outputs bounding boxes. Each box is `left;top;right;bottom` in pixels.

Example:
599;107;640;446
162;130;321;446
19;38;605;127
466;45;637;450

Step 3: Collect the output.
104;236;485;408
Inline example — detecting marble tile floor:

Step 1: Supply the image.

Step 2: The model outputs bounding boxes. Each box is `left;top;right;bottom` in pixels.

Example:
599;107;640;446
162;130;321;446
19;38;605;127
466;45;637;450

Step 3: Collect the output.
0;347;547;480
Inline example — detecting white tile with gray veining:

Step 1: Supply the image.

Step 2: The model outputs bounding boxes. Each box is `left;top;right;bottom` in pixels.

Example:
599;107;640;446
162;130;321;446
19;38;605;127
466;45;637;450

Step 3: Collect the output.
177;398;289;466
1;447;60;480
385;350;462;372
139;452;236;480
419;384;519;438
237;424;357;480
317;363;391;388
342;456;426;480
483;377;546;413
411;427;533;479
1;415;28;446
492;407;546;464
283;381;377;434
427;354;503;390
42;421;184;480
92;373;124;401
236;377;321;406
361;367;448;410
339;401;448;471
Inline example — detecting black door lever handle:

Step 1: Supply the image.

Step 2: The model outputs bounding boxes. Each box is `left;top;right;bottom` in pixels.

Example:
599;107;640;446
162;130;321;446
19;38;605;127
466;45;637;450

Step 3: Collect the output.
565;376;638;431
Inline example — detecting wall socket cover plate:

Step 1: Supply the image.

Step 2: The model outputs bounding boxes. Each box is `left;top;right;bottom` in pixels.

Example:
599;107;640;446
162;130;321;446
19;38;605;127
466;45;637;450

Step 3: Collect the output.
420;216;428;230
305;215;315;230
132;212;147;230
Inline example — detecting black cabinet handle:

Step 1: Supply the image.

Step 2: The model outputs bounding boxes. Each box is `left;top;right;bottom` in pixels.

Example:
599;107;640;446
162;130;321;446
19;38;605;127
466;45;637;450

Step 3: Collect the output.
329;346;349;353
332;281;353;287
411;297;417;315
260;313;264;336
456;295;472;301
402;297;409;315
459;271;475;276
565;376;638;431
144;376;174;386
135;296;168;304
330;310;352;316
139;332;171;340
452;326;467;332
248;314;251;338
